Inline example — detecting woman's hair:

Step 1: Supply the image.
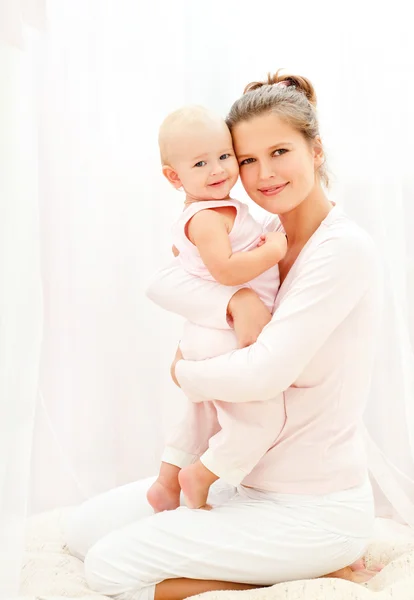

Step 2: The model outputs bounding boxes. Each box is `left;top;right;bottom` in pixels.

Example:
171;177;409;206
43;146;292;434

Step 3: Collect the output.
226;70;329;187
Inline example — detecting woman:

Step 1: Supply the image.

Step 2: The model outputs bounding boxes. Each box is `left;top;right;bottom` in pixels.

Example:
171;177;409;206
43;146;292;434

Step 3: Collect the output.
65;71;382;600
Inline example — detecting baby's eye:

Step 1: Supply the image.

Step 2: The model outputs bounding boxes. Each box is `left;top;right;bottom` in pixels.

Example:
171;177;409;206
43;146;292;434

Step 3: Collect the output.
194;161;207;167
273;149;288;157
220;153;231;160
239;158;255;166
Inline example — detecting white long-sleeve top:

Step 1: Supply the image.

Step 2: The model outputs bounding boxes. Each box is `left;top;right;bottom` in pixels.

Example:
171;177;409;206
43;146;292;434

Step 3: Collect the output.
147;206;383;493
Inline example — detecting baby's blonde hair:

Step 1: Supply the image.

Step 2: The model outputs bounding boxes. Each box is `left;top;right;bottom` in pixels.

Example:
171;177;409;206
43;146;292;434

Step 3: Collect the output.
158;105;226;165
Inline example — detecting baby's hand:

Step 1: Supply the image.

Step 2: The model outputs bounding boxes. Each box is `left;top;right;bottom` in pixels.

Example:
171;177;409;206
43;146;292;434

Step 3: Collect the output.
257;231;287;260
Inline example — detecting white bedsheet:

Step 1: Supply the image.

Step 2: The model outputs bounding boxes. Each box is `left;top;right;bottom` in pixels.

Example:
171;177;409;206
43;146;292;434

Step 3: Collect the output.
18;507;414;600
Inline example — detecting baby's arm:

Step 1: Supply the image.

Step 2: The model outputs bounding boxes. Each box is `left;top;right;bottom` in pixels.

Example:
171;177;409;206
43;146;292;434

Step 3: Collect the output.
187;209;287;286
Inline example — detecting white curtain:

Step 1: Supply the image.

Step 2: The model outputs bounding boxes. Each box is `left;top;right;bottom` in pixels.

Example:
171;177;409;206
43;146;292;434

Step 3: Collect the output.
0;1;45;596
1;0;413;595
29;0;190;514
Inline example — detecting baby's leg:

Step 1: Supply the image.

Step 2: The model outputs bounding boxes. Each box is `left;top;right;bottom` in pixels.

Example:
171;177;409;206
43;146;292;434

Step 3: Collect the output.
200;398;287;487
178;396;286;509
148;323;235;513
147;396;221;513
176;326;287;509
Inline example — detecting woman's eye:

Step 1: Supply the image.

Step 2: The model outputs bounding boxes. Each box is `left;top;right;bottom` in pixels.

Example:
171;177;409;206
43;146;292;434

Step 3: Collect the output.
239;158;255;166
220;153;231;160
194;161;207;167
273;149;287;157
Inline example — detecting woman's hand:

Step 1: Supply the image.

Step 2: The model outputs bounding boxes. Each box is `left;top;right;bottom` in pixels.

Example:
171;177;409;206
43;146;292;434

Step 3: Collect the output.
227;288;272;348
170;346;184;387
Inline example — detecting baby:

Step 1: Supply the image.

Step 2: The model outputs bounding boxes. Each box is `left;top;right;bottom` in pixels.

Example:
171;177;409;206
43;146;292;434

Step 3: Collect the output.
147;106;287;511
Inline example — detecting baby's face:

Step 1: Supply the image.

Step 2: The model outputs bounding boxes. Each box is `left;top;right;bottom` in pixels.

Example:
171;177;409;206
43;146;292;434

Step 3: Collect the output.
171;122;239;200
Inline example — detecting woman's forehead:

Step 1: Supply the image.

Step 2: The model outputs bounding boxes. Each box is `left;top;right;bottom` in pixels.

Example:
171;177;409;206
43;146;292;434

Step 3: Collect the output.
232;114;297;153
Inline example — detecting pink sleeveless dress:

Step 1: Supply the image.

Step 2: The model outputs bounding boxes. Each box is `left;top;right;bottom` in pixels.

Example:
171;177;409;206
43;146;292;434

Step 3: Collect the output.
171;199;279;311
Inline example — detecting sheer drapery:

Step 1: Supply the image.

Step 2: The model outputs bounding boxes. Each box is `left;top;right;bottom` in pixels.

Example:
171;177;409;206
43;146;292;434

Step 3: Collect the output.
0;2;45;596
1;0;413;595
33;0;414;521
30;0;190;514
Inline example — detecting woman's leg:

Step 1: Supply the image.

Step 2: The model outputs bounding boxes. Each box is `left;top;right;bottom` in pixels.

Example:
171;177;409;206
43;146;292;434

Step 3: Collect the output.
64;476;157;560
83;486;369;600
155;578;257;600
64;476;236;561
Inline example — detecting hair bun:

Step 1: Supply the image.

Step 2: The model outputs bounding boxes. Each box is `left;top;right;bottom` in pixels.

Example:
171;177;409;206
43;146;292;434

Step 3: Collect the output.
244;69;317;107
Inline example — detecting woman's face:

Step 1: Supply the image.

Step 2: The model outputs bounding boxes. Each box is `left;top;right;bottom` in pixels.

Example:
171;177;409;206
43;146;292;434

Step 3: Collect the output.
232;113;323;215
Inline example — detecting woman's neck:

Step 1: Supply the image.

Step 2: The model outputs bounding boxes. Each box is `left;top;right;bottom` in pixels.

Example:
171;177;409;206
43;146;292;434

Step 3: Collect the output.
279;186;333;246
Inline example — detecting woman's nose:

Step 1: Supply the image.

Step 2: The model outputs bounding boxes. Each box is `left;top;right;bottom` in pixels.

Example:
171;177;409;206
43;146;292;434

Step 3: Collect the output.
258;160;276;181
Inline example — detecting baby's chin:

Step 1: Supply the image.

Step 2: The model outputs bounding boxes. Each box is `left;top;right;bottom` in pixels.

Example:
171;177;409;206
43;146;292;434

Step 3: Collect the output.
204;184;234;200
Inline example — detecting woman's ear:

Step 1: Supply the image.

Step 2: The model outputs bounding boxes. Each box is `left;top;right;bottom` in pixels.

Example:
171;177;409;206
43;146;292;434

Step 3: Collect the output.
162;165;182;189
313;136;324;169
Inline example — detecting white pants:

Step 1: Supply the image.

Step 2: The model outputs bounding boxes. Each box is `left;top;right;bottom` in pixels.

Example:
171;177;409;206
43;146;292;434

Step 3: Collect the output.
163;321;286;485
65;476;375;600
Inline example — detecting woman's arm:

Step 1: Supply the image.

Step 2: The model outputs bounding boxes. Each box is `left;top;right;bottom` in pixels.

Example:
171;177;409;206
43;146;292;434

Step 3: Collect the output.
175;231;379;403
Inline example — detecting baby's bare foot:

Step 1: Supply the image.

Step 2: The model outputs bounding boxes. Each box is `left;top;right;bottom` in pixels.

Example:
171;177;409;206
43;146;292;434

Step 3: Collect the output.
178;462;216;510
147;478;180;513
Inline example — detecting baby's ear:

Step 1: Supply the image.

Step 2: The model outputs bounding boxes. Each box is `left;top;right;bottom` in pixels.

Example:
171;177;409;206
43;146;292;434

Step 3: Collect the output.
162;165;182;189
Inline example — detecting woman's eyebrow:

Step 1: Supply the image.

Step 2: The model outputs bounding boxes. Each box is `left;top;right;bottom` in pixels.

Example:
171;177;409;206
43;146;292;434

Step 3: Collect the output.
269;142;293;149
237;142;293;159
